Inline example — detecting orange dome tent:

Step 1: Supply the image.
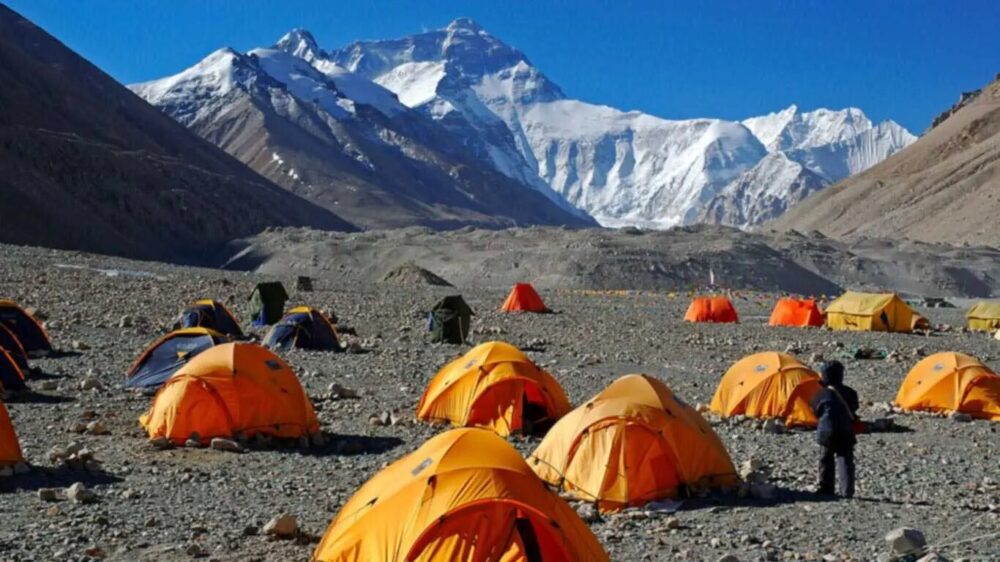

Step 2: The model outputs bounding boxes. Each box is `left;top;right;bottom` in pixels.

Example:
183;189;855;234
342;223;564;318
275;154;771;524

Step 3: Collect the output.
710;352;821;427
684;296;738;323
500;283;550;313
416;341;571;436
769;298;824;328
529;375;737;512
313;428;609;562
0;401;24;466
139;343;319;445
895;352;1000;421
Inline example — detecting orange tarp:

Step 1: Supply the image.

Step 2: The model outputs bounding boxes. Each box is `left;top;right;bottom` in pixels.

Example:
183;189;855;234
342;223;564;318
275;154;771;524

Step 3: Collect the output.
0;401;24;466
139;343;319;444
500;283;550;313
529;375;737;512
895;352;1000;421
769;298;824;327
710;352;821;427
313;428;609;562
684;296;738;323
417;341;571;436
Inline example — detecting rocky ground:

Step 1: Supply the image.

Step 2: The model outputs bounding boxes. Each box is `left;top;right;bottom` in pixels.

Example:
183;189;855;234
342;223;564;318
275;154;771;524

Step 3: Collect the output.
0;243;998;562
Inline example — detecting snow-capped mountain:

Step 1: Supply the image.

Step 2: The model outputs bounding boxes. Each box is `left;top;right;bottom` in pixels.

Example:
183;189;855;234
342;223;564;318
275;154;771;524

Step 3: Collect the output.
702;109;917;226
130;30;595;230
321;19;915;229
134;19;915;230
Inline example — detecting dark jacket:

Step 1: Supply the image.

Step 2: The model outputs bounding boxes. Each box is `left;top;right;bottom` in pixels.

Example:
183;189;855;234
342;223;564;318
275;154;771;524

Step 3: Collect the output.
810;362;859;446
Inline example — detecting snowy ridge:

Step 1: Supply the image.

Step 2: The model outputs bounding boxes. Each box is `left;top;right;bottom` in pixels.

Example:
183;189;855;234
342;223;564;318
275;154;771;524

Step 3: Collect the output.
133;18;916;230
323;19;916;228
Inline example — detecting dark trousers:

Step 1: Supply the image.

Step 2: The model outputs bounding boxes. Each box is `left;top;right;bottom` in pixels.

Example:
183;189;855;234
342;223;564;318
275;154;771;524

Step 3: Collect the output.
818;441;855;497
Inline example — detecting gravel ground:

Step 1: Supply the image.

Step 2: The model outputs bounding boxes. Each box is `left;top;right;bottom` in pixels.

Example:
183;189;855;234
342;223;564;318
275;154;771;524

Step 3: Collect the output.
0;244;998;562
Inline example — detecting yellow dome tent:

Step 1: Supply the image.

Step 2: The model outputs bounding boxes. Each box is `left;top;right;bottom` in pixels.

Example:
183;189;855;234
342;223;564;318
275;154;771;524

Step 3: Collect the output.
416;341;571;436
895;352;1000;421
313;428;609;562
825;291;919;332
710;352;821;427
1;400;24;466
139;343;319;445
529;375;737;512
966;301;1000;332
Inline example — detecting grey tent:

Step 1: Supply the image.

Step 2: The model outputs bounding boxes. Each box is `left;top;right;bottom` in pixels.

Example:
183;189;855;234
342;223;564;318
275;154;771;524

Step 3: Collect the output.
249;282;288;327
428;295;474;344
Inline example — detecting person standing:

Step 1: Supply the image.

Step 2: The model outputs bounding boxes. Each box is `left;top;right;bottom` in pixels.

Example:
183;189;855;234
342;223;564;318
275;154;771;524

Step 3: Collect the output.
810;360;860;497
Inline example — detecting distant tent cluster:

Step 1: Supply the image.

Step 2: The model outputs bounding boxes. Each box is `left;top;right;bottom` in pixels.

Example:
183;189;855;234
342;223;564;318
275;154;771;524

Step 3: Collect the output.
683;291;945;333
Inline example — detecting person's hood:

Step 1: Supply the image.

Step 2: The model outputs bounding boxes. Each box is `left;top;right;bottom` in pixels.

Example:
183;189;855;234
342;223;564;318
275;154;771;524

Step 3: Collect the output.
821;361;844;386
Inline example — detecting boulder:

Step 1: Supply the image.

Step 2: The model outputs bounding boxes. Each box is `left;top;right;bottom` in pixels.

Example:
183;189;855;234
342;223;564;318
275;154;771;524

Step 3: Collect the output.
66;482;97;504
209;438;243;453
885;527;926;556
263;513;298;538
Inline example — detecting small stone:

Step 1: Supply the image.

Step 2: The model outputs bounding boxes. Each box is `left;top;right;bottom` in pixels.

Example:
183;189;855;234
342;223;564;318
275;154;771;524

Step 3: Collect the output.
872;418;895;431
209;437;243;453
575;503;599;523
327;383;358;399
86;420;109;435
118;314;134;328
150;437;174;449
716;555;740;562
84;546;106;559
263;513;298;538
72;339;90;350
664;516;681;529
39;380;58;391
762;418;787;434
66;482;97;504
38;488;60;502
185;543;207;557
885;527;926;555
68;422;87;433
79;377;103;391
949;412;973;423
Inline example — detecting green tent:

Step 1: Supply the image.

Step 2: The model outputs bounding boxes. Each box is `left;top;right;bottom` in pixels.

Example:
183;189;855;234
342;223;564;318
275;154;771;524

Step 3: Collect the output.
428;295;474;344
249;282;288;326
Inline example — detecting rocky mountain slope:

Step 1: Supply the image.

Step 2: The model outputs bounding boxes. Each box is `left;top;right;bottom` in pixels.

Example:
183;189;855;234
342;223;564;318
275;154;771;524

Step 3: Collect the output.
222;225;1000;298
327;19;915;228
0;5;351;263
773;76;1000;245
131;29;594;230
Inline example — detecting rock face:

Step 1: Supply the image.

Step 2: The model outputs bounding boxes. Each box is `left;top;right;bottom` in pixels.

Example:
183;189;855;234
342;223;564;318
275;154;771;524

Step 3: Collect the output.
131;31;595;231
0;5;351;264
773;76;1000;246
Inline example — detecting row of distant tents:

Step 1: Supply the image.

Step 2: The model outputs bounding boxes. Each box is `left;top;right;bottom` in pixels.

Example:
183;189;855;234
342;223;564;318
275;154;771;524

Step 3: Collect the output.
687;291;1000;334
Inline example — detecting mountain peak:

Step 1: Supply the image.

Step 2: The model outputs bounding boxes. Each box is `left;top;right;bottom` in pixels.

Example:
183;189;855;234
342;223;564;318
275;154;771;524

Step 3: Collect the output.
275;28;321;60
446;17;484;33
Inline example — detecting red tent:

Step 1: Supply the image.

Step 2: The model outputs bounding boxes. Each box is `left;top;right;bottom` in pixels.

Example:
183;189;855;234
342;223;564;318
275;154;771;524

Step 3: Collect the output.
768;298;824;327
684;296;738;323
500;283;550;313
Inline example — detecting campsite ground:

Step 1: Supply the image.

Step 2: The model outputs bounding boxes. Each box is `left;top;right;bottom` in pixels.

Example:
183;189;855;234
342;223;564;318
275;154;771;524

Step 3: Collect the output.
0;243;998;561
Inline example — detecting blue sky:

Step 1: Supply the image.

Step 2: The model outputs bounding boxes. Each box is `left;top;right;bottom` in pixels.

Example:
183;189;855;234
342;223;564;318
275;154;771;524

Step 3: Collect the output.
7;0;999;131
